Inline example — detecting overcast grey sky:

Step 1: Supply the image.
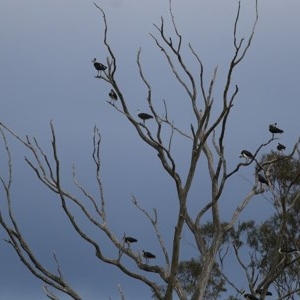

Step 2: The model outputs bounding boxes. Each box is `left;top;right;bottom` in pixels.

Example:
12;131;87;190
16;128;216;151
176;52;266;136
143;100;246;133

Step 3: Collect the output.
1;0;300;299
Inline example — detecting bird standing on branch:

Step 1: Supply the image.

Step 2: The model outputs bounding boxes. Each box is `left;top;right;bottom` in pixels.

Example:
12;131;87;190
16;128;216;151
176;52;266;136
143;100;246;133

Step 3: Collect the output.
138;113;153;125
269;123;284;137
240;150;254;162
241;290;259;300
258;173;269;187
142;250;156;263
92;58;107;77
124;236;138;247
243;294;259;300
277;142;286;151
256;288;272;296
109;89;118;104
278;247;299;255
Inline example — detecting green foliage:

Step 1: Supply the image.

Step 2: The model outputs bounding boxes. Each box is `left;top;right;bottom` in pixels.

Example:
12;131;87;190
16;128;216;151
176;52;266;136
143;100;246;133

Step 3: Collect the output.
177;258;226;298
259;151;300;194
177;258;201;295
230;151;300;298
153;257;226;299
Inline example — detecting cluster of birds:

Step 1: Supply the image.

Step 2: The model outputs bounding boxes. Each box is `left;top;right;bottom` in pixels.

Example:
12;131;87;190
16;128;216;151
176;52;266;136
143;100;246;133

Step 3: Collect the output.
239;123;285;187
123;236;156;263
93;61;286;142
92;58;154;125
240;123;300;299
93;60;296;296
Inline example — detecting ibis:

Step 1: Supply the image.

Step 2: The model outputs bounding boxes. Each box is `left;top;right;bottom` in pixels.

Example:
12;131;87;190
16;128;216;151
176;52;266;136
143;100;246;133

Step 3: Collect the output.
243;294;259;300
138;113;153;125
277;143;286;151
258;174;269;186
256;289;272;296
240;150;254;162
269;123;284;136
92;58;107;76
278;247;299;255
241;291;259;300
142;250;156;263
109;89;118;103
124;236;138;245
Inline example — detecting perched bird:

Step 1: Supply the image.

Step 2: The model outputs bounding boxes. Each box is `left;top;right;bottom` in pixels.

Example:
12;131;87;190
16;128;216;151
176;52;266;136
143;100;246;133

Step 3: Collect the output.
240;150;254;162
138;113;153;125
92;58;107;76
241;290;259;300
277;143;286;151
124;236;138;246
269;123;284;136
142;250;156;263
258;174;269;186
109;89;118;103
256;289;272;296
278;247;299;255
243;294;259;300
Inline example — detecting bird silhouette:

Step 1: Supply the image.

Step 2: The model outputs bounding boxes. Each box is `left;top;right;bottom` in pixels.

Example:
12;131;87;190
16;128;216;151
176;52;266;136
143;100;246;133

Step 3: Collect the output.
255;289;272;296
278;247;299;255
277;143;286;151
269;123;284;136
92;58;107;76
240;150;254;162
109;89;118;103
243;294;259;300
258;174;269;186
142;250;156;263
124;236;138;246
241;290;259;300
138;113;153;125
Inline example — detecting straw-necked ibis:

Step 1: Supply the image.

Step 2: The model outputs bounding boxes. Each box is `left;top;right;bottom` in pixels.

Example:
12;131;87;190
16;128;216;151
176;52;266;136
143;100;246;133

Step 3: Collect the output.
258;174;269;186
124;236;137;245
269;123;284;136
109;89;118;103
142;250;156;263
278;247;299;255
92;58;107;76
241;291;259;300
277;143;286;151
240;150;254;162
243;294;259;300
256;289;272;296
138;113;153;125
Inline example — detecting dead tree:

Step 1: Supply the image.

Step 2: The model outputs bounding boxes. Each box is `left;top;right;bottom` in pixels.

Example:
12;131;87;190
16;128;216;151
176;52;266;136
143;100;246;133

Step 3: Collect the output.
3;1;295;299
